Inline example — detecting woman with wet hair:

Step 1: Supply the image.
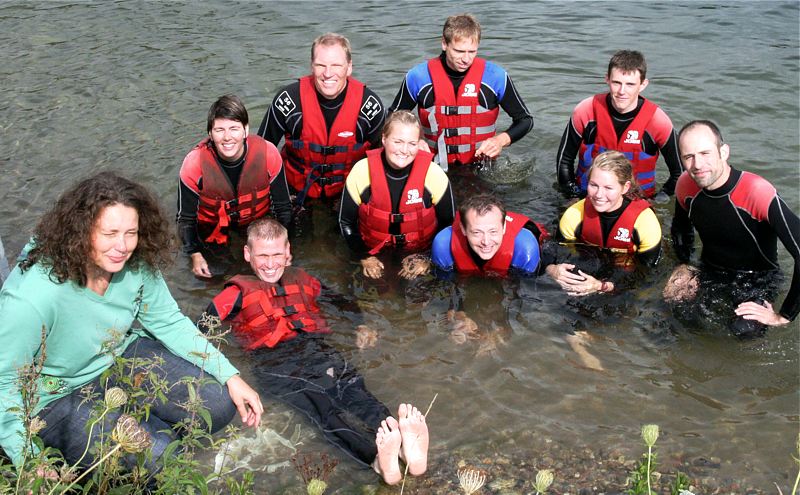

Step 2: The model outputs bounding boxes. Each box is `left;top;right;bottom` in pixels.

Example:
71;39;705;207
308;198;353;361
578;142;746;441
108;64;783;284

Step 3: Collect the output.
0;171;262;472
546;150;662;297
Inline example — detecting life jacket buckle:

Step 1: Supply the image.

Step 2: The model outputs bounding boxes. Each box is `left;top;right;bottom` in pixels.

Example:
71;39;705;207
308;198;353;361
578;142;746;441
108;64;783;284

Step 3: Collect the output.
319;145;337;156
393;233;406;245
283;305;298;316
443;105;459;115
389;213;404;224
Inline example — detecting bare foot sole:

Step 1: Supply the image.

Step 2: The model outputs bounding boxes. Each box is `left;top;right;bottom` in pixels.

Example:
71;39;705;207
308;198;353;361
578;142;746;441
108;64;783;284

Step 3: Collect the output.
374;417;402;485
398;403;428;476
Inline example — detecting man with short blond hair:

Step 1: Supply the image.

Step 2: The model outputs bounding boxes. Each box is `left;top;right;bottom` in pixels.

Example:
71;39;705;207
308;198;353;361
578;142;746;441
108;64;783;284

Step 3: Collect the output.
258;33;385;206
389;14;533;168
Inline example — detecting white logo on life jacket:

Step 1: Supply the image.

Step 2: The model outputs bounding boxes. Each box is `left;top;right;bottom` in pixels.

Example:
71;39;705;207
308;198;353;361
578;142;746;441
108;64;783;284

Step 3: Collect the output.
406;189;422;205
462;83;478;97
624;130;641;144
338;131;354;138
613;227;632;243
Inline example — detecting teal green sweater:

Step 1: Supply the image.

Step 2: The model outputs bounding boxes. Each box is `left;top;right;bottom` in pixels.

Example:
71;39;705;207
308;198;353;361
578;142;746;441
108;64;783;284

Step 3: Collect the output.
0;258;238;467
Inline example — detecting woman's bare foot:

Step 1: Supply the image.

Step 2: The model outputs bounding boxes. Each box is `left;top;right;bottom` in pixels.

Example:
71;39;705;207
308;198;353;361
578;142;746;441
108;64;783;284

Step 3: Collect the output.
398;403;428;476
373;417;402;485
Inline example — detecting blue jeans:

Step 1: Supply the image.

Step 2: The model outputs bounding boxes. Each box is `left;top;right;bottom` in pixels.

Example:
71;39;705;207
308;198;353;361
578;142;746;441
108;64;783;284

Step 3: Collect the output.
37;336;236;472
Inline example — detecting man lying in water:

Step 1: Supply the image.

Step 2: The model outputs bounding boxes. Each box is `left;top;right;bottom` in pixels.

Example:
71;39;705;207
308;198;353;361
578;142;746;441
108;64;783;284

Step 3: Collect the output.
199;218;429;485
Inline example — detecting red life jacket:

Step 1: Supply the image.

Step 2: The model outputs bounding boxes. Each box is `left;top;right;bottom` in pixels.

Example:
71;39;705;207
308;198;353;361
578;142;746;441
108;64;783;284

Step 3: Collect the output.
193;136;280;244
418;57;499;166
576;94;659;197
357;148;438;255
580;198;652;253
225;268;329;350
450;210;530;276
282;76;370;203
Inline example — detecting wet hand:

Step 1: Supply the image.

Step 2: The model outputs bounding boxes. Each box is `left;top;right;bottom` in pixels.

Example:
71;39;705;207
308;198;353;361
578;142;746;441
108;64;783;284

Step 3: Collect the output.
663;264;699;302
474;133;511;159
355;324;378;349
399;254;431;279
735;300;790;326
226;375;263;428
191;252;212;278
361;256;385;279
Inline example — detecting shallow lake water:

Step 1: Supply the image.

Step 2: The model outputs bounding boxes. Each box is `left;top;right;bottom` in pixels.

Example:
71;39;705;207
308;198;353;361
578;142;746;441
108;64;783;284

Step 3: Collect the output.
1;1;798;492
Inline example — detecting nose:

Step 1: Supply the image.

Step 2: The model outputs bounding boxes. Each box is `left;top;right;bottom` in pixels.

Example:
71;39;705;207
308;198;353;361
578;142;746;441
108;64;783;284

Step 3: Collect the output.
114;235;130;253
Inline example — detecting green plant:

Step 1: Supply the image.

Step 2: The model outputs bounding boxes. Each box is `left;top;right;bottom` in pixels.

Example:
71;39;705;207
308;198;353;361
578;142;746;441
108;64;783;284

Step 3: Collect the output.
292;452;339;495
2;318;256;494
533;468;554;494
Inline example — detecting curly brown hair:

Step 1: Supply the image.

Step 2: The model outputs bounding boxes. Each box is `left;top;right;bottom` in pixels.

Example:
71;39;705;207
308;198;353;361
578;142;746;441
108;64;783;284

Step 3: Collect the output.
21;171;176;285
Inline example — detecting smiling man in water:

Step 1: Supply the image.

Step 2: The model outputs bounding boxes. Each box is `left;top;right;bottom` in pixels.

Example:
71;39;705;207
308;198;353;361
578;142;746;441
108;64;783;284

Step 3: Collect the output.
665;120;799;337
258;33;385;206
389;13;533;168
201;218;430;485
556;50;681;202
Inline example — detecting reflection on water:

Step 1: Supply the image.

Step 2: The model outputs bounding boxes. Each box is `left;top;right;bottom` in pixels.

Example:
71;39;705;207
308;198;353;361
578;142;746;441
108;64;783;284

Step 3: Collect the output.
1;1;798;491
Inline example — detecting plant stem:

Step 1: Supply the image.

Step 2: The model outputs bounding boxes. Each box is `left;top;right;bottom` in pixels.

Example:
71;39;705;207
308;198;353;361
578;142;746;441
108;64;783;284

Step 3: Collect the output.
792;464;799;495
61;444;122;493
646;445;653;495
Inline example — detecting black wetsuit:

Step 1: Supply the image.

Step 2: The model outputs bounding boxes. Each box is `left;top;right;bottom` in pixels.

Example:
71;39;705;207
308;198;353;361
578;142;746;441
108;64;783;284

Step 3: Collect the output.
201;274;389;467
671;167;800;335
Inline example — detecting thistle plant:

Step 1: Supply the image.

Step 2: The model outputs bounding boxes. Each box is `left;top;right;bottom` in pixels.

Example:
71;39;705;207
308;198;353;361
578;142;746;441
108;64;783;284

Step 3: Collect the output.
642;424;658;495
533;468;554;494
292;452;339;494
457;467;486;495
61;414;152;492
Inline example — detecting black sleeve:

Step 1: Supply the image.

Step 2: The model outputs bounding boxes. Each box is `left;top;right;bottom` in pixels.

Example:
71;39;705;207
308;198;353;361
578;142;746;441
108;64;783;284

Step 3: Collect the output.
388;77;418;112
269;166;294;228
498;75;533;144
636;242;662;267
361;88;387;147
433;183;455;230
257;90;290;146
770;196;800;320
555;119;585;198
338;186;368;254
670;199;695;264
176;179;203;255
658;130;683;196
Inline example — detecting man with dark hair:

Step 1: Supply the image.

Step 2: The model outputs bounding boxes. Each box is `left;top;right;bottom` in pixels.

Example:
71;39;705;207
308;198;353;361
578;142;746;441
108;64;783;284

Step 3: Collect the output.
257;33;385;206
201;218;430;485
177;95;293;278
556;50;681;202
665;120;799;336
431;193;544;277
389;13;533;168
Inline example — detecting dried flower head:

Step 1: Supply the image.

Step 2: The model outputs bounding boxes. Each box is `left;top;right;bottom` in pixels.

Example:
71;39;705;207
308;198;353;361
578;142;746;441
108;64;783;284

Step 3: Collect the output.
104;387;128;409
28;417;47;435
457;467;486;495
112;414;152;453
641;424;659;448
306;478;327;495
534;468;554;493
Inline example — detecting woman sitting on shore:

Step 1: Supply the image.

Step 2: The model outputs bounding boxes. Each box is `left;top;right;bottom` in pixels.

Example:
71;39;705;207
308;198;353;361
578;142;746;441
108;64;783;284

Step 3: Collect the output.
0;171;262;474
